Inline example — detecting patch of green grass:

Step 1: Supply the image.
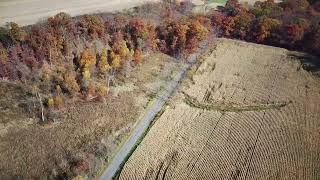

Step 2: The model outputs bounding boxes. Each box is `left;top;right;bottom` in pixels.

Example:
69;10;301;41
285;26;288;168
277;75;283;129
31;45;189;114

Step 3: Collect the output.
207;0;228;5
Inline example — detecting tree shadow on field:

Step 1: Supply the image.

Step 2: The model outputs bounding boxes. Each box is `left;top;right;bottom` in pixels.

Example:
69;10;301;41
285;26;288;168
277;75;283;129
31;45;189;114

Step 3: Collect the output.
288;52;320;77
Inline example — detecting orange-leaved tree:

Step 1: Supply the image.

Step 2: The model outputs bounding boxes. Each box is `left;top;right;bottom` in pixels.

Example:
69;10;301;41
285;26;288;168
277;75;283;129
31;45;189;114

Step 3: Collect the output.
186;18;209;54
253;17;281;43
128;17;149;49
80;15;106;39
80;48;96;82
48;12;71;28
133;48;142;64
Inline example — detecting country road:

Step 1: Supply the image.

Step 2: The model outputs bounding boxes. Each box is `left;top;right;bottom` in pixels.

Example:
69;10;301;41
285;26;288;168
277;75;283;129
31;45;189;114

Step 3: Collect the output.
100;42;208;180
0;0;158;26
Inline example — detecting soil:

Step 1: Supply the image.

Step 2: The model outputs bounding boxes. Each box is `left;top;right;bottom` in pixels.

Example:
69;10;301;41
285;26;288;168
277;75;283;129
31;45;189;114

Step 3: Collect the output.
119;38;320;180
0;53;183;179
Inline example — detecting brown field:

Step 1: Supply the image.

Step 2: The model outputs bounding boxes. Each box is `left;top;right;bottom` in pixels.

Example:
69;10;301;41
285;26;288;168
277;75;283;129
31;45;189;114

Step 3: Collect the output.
119;39;320;179
0;0;159;26
0;53;182;179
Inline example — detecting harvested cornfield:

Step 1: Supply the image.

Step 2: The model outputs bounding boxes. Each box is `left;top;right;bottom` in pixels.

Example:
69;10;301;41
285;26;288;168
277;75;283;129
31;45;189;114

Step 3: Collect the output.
119;38;320;179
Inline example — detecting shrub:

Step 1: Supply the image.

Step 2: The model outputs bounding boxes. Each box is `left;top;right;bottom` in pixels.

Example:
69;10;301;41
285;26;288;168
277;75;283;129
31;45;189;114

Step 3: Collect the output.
86;81;96;99
63;71;80;95
53;95;64;109
96;83;109;100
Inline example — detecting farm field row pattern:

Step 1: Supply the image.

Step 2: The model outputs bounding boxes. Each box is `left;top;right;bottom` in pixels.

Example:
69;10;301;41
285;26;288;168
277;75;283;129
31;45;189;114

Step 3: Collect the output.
119;39;320;179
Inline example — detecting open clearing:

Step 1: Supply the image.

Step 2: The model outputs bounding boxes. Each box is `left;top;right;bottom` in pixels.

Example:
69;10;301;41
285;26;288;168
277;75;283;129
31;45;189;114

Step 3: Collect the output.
119;38;320;179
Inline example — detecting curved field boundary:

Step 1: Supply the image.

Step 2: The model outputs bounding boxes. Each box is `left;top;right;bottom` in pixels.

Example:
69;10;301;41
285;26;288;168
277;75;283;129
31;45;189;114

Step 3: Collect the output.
118;38;320;180
184;93;289;112
100;43;209;180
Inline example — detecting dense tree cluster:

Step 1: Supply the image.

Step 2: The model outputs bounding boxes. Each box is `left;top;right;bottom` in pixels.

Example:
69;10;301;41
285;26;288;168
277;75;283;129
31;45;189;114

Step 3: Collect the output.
157;14;209;57
210;0;320;55
0;3;209;121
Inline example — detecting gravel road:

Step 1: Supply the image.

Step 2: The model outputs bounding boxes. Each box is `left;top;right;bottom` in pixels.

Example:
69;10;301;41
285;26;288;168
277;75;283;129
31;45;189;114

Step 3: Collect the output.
0;0;158;26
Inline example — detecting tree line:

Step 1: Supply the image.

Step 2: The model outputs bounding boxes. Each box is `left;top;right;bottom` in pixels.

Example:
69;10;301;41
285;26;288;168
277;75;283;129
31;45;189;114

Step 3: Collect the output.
210;0;320;55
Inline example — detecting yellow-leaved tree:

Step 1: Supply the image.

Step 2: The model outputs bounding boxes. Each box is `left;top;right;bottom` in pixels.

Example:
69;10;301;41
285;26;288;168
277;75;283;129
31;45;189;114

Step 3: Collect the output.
98;48;111;75
113;39;131;77
80;48;96;98
111;51;121;69
99;48;112;88
118;40;130;60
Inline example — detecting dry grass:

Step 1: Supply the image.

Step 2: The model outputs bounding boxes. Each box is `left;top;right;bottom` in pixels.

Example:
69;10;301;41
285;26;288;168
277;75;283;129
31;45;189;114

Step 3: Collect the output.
119;39;320;180
0;52;183;179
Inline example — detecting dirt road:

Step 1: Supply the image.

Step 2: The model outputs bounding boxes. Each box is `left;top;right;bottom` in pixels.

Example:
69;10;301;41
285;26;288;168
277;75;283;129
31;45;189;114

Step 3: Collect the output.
100;42;208;180
0;0;158;26
119;39;320;179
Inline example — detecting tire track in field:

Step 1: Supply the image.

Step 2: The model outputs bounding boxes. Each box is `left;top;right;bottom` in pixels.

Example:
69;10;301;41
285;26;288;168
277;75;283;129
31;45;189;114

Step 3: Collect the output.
119;39;320;180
